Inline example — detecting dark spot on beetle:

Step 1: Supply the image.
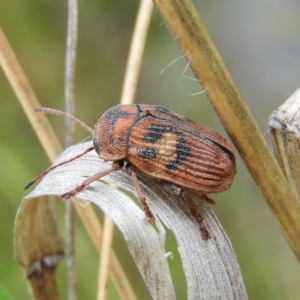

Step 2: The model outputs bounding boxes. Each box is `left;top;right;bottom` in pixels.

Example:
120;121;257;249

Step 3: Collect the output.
150;106;234;165
143;125;182;143
137;148;157;159
166;137;191;170
143;125;191;170
101;105;135;144
103;105;132;128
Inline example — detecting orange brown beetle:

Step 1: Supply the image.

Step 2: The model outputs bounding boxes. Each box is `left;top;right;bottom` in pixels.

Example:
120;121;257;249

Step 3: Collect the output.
25;104;236;239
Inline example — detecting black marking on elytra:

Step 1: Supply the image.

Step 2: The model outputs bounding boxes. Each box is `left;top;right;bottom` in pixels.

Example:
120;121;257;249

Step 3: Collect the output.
139;106;234;169
137;148;157;159
143;125;191;170
149;106;233;162
143;125;182;144
154;107;234;164
166;137;191;170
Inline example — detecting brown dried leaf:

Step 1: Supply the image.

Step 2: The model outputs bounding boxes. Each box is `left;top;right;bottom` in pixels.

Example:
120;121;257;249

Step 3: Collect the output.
14;196;64;300
269;88;300;202
268;89;300;257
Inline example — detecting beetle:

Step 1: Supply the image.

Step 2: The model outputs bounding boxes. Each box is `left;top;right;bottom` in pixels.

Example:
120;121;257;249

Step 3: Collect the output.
25;104;236;239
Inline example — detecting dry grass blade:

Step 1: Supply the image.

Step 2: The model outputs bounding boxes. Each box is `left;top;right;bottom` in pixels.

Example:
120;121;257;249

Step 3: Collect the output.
65;0;77;142
64;0;78;298
74;197;138;300
25;143;176;299
24;142;247;299
120;0;153;105
153;0;300;261
0;26;64;299
0;26;62;160
97;215;115;300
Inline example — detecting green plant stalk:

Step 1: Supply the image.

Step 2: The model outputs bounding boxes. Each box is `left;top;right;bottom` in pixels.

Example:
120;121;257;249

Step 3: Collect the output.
153;0;300;261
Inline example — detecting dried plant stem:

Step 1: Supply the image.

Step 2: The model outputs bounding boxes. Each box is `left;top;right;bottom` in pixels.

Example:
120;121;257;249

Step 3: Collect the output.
97;216;115;300
65;0;77;143
74;202;137;300
0;26;62;160
64;0;78;299
65;201;76;300
120;0;153;105
269;90;300;244
0;26;136;299
153;0;300;260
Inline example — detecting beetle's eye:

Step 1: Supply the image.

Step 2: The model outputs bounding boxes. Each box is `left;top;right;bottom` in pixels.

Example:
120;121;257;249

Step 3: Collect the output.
93;138;99;154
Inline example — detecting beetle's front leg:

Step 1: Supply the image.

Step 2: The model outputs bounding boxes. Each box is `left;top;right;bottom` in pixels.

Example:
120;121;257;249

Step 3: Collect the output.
126;164;155;221
159;181;211;240
61;160;124;199
200;193;215;205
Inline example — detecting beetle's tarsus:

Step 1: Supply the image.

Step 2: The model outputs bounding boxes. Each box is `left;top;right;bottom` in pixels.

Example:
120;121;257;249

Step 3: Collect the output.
60;193;71;200
200;226;211;240
24;181;35;190
143;198;155;221
200;193;215;205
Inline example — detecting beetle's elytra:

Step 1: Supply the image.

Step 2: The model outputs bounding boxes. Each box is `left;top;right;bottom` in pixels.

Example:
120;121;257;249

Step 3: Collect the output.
25;104;236;239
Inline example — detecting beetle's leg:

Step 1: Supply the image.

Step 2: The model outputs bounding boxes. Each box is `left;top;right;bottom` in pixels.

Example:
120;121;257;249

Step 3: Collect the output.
61;160;124;199
181;191;211;240
25;147;95;190
126;164;154;221
199;193;215;205
159;181;211;240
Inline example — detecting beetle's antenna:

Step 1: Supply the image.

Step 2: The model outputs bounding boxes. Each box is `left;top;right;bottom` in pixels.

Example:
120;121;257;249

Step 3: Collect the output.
24;146;95;189
35;107;94;135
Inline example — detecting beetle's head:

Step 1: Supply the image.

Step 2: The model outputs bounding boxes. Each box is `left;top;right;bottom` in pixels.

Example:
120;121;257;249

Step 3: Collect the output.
94;104;139;161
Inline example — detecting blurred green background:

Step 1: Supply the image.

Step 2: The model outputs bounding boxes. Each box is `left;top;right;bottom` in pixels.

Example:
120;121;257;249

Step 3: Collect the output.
1;1;300;299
